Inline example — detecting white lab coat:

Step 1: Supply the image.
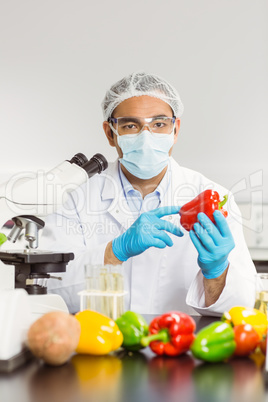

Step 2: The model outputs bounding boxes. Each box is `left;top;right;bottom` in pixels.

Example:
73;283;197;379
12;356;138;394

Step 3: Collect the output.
40;157;257;316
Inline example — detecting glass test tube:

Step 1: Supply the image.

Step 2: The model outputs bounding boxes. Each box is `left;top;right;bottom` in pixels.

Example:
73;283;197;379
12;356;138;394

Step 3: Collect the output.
83;264;125;320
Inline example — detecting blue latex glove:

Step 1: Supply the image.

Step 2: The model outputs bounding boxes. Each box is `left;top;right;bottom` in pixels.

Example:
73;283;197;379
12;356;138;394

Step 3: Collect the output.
189;210;235;279
112;206;183;262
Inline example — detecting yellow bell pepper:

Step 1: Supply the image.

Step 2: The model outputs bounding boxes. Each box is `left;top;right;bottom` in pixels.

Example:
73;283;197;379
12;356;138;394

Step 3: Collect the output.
75;310;123;355
222;306;268;340
71;354;122;395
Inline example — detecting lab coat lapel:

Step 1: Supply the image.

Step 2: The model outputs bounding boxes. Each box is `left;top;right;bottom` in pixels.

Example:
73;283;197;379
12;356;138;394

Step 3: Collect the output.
101;159;136;230
160;157;183;226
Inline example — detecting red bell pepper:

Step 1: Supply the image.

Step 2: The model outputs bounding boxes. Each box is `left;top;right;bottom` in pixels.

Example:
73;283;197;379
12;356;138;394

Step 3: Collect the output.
140;311;196;356
179;189;228;231
233;324;260;356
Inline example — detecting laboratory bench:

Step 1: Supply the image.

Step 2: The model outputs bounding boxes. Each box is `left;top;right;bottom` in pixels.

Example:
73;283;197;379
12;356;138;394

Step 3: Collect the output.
254;260;268;273
0;315;267;402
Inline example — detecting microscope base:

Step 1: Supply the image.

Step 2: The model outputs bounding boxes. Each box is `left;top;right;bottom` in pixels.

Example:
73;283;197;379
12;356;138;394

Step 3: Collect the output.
0;289;69;372
0;348;34;373
29;293;69;322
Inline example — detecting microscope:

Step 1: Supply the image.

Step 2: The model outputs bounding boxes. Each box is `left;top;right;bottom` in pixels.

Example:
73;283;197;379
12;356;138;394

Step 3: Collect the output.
0;153;108;295
0;153;108;297
0;153;108;371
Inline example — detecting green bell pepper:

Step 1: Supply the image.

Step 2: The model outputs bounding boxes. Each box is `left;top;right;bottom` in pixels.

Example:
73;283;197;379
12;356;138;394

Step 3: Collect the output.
0;233;7;246
192;363;234;402
191;321;236;362
115;311;149;351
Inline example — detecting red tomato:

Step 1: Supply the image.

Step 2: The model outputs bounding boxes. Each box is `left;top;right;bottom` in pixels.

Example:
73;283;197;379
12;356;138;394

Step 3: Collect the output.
234;324;259;356
260;336;267;355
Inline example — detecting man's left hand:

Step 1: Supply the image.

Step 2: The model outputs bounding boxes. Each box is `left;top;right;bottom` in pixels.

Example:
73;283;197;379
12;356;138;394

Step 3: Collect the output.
189;210;235;279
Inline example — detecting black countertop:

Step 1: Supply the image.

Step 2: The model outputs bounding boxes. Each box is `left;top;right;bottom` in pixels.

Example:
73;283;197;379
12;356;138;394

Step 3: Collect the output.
0;315;267;402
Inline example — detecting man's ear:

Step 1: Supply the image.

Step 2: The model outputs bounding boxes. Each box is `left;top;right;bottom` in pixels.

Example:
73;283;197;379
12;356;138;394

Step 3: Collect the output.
103;121;116;147
174;119;180;143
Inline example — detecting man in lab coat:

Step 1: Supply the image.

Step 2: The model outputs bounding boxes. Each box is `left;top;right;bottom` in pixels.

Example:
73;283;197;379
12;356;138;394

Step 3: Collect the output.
41;72;256;315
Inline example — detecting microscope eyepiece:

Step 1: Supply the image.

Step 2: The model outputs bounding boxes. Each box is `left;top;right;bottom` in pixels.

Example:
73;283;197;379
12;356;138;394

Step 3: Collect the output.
69;153;88;167
81;153;108;178
69;153;108;178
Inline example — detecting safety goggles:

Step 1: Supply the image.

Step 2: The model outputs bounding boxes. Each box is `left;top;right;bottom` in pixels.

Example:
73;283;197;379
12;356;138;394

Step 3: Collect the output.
108;116;176;137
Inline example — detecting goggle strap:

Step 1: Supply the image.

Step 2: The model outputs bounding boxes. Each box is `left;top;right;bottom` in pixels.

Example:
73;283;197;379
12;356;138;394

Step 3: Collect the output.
109;123;119;136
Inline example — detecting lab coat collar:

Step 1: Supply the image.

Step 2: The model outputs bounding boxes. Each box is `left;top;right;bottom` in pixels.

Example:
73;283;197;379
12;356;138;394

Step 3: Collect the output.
161;156;182;206
102;158;174;201
101;158;121;201
160;157;183;226
101;159;136;230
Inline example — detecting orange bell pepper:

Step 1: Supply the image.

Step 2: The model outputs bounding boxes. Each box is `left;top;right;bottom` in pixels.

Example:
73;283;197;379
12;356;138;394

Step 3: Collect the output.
222;306;268;340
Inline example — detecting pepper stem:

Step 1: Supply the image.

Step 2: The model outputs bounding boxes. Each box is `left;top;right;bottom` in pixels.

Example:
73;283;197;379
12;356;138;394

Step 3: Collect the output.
218;194;228;210
140;329;170;347
221;311;232;324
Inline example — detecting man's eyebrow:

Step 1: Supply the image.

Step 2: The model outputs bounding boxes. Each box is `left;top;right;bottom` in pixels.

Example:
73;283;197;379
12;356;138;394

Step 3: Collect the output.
117;115;171;121
117;117;140;123
151;114;171;118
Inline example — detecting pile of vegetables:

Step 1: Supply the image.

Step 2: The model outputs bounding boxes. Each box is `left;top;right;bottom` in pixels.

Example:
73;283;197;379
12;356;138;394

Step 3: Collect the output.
26;310;123;366
26;306;268;366
115;307;268;362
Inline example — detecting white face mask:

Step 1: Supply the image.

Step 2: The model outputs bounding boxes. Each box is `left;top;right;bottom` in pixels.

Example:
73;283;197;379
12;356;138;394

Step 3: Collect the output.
117;129;174;179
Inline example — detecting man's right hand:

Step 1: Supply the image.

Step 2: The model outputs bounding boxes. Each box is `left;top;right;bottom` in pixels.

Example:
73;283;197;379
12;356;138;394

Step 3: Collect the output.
111;206;183;262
